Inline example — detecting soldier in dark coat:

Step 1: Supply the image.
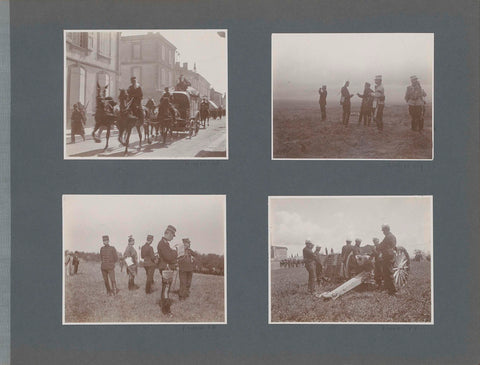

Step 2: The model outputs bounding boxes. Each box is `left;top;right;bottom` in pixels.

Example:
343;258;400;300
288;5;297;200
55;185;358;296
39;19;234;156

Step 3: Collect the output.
303;240;316;294
175;75;191;91
379;225;397;295
99;235;119;296
357;82;374;126
141;234;156;294
157;225;178;315
318;85;327;121
341;239;354;264
371;237;383;289
70;103;86;143
340;81;354;125
124;236;139;290
72;251;80;274
405;75;427;132
178;238;197;300
314;246;323;284
127;76;144;122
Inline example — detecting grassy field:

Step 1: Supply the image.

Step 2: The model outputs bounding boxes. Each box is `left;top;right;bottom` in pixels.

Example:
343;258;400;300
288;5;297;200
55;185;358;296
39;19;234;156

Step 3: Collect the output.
64;261;225;323
270;261;431;323
273;101;432;159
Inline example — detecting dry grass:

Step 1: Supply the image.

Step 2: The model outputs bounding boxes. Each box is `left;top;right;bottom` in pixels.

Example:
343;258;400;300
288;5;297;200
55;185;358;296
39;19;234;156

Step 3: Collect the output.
64;261;225;323
270;261;432;323
273;101;432;159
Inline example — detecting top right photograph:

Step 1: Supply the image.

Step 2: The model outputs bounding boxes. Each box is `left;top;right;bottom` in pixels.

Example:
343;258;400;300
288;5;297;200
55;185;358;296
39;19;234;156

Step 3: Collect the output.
272;33;433;160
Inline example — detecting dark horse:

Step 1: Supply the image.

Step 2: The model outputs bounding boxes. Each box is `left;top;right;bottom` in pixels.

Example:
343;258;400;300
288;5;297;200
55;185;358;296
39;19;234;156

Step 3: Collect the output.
144;98;158;143
157;96;177;144
117;89;147;156
92;83;119;151
200;101;210;128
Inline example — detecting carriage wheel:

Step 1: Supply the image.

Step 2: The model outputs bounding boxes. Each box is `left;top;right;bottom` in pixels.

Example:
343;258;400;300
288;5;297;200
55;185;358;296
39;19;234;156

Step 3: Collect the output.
344;252;357;279
393;246;410;290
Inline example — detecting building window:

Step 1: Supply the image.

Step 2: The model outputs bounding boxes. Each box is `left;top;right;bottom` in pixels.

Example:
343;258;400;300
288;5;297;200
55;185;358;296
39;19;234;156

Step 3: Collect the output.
161;45;166;61
161;69;166;84
98;32;111;57
132;43;141;59
68;65;86;107
132;67;141;84
68;32;89;49
88;32;95;49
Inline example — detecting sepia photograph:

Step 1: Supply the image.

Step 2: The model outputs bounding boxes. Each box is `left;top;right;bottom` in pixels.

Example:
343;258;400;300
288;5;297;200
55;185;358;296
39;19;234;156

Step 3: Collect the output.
63;195;226;324
272;33;433;160
269;196;433;324
64;29;228;159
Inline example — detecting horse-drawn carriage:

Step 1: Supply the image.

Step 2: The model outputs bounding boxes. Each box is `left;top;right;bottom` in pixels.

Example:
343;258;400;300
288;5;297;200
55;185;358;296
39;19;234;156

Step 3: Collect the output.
169;89;200;135
318;245;410;299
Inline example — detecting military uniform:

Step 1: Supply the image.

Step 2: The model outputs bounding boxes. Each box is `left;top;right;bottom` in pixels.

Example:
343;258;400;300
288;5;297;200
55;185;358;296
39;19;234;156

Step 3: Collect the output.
178;238;197;300
341;85;353;125
357;85;374;126
373;76;385;130
405;76;426;131
314;248;323;283
303;243;316;293
100;237;119;295
127;81;144;122
319;88;327;121
141;235;156;294
124;239;139;290
379;230;397;294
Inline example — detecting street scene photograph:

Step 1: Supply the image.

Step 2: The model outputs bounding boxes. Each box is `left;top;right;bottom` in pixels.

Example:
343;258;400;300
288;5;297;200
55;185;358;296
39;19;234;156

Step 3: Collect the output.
64;29;227;159
272;33;433;159
63;195;226;324
269;196;433;324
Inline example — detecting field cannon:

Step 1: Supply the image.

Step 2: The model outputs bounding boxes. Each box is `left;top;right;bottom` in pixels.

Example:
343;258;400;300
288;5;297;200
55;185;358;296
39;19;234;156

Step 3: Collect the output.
318;245;410;300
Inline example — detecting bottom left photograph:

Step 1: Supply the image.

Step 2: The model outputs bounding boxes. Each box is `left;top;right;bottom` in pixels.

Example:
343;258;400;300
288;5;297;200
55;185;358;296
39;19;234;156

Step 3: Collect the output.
62;194;226;324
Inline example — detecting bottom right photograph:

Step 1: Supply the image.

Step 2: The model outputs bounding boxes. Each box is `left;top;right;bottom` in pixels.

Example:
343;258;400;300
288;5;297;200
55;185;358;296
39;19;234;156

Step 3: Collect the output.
269;195;433;324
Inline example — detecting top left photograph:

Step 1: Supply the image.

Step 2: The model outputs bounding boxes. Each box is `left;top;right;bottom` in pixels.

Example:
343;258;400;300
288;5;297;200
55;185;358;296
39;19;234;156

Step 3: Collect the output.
64;29;228;159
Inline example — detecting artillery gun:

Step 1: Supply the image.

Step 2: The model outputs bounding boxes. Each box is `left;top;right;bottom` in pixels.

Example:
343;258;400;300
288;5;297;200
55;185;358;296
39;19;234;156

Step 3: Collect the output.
317;245;410;300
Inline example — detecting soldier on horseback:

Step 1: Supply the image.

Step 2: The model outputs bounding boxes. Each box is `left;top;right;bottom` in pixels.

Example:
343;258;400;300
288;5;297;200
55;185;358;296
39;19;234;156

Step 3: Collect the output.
127;76;144;123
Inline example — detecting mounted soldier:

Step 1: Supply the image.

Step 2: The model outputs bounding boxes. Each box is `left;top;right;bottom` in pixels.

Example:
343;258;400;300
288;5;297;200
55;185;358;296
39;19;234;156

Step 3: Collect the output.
127;76;144;123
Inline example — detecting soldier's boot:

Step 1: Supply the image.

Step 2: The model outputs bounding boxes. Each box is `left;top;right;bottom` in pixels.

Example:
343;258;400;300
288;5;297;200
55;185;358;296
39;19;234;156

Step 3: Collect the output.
132;279;139;290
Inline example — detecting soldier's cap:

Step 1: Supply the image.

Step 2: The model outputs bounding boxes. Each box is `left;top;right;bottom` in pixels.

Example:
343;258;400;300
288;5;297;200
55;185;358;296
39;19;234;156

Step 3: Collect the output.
355;238;362;243
322;85;326;88
102;235;109;241
305;239;312;245
346;239;352;243
410;75;418;81
381;224;390;231
375;75;382;80
128;235;135;244
130;76;136;80
147;234;154;241
182;238;191;244
165;225;177;235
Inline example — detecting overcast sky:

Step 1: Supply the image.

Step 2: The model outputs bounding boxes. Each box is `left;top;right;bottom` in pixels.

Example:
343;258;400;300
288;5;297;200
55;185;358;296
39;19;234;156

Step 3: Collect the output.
270;196;432;257
121;30;227;94
63;195;226;255
272;33;433;104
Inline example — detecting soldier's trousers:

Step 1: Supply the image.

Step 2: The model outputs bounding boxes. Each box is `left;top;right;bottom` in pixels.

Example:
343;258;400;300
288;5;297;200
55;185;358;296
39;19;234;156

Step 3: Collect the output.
358;107;372;125
342;103;351;125
315;263;323;283
320;104;326;120
374;259;383;286
144;266;155;293
382;254;396;294
409;105;423;131
305;262;316;293
101;268;116;294
375;104;384;130
179;271;193;299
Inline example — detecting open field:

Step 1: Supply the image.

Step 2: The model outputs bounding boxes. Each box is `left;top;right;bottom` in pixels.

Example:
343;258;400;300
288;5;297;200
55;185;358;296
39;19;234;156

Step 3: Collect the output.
270;261;431;323
64;261;225;323
273;101;432;159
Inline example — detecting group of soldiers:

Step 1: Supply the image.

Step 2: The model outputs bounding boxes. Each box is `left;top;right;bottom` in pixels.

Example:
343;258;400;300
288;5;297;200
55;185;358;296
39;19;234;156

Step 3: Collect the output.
64;250;80;276
318;75;427;132
96;224;197;316
303;224;398;296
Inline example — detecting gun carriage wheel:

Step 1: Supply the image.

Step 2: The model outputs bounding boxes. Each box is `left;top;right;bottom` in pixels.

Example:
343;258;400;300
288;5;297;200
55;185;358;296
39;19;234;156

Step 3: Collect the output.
393;246;410;290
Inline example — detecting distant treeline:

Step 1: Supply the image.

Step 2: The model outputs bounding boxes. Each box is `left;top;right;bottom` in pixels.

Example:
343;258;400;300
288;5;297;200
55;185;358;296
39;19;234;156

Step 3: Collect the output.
73;251;225;276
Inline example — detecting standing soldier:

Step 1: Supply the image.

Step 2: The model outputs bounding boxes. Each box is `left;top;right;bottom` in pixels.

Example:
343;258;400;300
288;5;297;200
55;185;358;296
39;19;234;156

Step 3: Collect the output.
373;75;385;131
314;246;323;285
405;75;427;132
318;85;327;121
378;225;397;295
178;238;197;301
340;81;354;125
70;103;86;143
100;235;119;296
127;76;144;123
124;236;139;290
157;225;178;315
357;83;374;126
303;240;316;294
352;238;362;255
72;251;80;275
341;239;354;277
64;250;73;276
371;237;383;289
141;234;156;294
